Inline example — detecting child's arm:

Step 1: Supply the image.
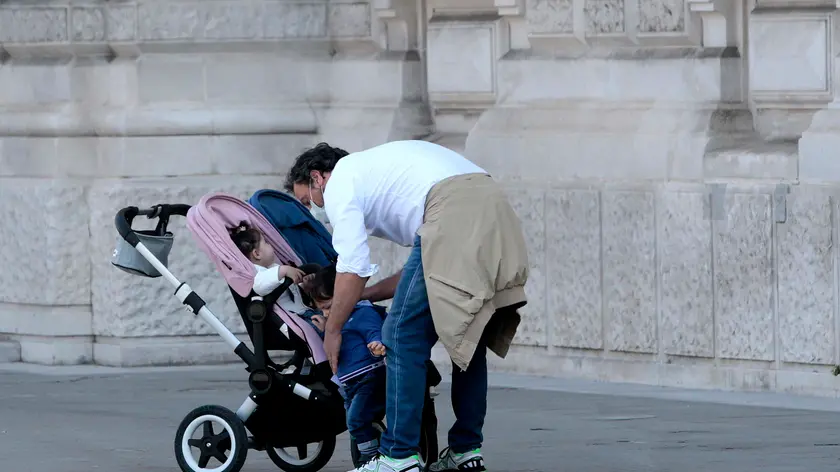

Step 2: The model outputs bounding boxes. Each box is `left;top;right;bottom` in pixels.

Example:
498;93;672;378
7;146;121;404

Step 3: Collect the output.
253;265;304;296
253;266;283;296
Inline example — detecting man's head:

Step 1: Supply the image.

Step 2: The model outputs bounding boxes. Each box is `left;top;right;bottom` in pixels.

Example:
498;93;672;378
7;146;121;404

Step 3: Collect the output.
284;143;349;209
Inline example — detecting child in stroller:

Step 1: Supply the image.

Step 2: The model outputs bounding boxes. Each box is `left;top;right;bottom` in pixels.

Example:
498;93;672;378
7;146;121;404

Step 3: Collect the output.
228;221;324;334
111;193;441;472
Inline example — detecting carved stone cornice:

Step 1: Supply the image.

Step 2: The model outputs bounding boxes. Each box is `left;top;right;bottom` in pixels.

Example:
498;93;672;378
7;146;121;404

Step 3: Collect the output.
0;1;375;60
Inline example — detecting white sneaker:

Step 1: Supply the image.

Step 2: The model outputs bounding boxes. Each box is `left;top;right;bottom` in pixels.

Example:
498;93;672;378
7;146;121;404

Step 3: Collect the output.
428;448;486;471
349;454;424;472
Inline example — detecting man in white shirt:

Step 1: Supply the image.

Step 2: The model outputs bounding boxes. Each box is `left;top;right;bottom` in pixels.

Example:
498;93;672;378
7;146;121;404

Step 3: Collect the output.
285;140;529;472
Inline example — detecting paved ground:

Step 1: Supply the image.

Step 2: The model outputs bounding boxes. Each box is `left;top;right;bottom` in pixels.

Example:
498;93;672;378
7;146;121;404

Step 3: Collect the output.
3;363;840;472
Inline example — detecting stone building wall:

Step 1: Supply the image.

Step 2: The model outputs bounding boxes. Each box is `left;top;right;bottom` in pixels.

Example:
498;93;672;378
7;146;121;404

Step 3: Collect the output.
2;0;840;397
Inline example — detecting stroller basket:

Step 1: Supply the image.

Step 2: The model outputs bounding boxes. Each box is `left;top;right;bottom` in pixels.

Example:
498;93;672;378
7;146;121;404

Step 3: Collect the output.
111;204;177;278
112;230;174;278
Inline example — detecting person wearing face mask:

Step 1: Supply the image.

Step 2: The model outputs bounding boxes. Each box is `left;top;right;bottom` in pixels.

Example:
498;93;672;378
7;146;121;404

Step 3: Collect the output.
283;140;529;472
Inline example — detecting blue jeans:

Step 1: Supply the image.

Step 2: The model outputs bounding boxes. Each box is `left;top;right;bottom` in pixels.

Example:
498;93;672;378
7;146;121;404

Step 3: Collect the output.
379;235;488;459
345;369;387;460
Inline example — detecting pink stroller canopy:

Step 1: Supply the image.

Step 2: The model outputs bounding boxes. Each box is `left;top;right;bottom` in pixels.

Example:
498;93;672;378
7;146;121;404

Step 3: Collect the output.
186;192;327;365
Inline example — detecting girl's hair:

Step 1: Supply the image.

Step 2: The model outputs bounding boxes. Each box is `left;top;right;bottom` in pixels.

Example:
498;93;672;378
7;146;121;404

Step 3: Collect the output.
308;263;337;302
229;221;262;257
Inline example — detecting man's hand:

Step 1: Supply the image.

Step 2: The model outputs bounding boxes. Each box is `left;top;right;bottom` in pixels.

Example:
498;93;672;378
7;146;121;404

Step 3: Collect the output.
367;341;386;357
324;329;342;374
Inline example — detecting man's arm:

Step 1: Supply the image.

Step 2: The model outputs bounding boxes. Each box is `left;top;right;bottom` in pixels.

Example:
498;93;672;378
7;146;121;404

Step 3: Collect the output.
361;269;403;302
322;175;378;335
324;272;368;336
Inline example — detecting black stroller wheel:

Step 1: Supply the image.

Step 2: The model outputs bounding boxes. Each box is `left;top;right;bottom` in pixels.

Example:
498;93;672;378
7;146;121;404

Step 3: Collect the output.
174;404;249;472
350;420;386;468
266;435;336;472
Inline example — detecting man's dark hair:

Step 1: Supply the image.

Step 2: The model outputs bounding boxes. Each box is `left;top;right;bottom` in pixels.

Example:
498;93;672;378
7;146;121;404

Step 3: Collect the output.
308;263;337;302
284;143;349;192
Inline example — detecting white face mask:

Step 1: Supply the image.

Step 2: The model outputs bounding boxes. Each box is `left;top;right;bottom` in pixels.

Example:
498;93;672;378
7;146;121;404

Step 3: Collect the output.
309;204;329;225
308;182;329;225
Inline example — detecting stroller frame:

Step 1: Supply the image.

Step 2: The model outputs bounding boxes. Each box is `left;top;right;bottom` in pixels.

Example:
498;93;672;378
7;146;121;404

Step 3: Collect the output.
114;203;441;472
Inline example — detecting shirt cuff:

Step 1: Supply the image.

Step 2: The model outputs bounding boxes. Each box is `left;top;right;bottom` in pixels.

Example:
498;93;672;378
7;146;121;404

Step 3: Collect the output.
335;261;380;278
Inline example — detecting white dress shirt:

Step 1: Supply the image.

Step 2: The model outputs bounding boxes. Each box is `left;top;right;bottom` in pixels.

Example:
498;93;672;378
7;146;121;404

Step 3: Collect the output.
323;140;487;277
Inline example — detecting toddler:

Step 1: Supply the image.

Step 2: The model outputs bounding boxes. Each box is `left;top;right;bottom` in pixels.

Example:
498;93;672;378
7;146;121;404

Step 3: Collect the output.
306;263;388;465
229;222;322;331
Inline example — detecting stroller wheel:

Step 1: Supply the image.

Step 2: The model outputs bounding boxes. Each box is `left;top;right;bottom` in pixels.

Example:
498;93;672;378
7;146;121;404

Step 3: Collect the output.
350;420;386;468
174;405;249;472
266;435;336;472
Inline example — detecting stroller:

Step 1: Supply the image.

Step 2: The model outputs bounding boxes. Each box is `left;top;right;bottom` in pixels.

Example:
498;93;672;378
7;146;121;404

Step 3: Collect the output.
111;193;441;472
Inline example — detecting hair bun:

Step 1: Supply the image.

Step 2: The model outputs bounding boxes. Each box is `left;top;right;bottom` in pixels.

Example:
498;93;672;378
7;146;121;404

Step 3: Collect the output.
230;221;250;235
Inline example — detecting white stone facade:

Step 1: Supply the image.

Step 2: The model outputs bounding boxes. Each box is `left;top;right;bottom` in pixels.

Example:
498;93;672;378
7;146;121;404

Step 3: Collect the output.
2;0;840;397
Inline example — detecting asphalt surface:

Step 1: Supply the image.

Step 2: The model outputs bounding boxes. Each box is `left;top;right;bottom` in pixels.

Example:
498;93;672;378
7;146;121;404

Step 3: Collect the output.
2;363;840;472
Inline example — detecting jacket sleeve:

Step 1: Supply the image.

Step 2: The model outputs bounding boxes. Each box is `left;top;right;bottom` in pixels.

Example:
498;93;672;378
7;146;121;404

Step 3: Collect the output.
253;266;283;296
356;307;383;344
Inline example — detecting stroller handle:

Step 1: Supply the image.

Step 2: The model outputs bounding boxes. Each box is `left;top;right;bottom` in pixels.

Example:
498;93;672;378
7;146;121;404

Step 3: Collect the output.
115;204;191;247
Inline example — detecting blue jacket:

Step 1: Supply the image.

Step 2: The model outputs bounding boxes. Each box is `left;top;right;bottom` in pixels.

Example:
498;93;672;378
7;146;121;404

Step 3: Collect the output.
337;302;387;384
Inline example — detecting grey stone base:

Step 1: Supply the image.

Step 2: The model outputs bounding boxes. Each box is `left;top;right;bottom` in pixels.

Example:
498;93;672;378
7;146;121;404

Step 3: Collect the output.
6;335;92;365
0;340;20;363
92;335;252;367
430;345;840;399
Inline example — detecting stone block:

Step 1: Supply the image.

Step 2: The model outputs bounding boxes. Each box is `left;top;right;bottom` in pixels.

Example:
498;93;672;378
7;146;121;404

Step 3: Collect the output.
777;187;834;365
3;6;68;44
93;336;246;367
71;7;106;43
88;176;280;338
137;56;205;103
749;9;832;102
0;304;92;337
106;4;138;42
507;187;547;347
214;135;317;176
639;0;685;33
428;17;508;100
328;3;372;38
204;57;307;104
526;0;574;34
659;191;713;357
547;189;602;350
585;0;626;35
0;179;90;305
603;190;656;354
136;2;203;41
262;2;328;39
0;137;57;177
0;63;75;105
0;340;20;363
714;192;774;361
201;2;263;40
98;136;216;178
18;335;93;365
